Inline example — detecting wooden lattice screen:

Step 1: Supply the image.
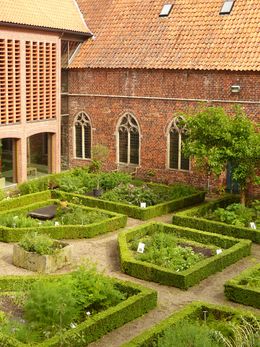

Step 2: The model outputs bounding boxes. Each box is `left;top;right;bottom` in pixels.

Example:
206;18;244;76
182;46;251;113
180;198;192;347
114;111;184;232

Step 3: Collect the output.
26;41;57;122
0;39;21;125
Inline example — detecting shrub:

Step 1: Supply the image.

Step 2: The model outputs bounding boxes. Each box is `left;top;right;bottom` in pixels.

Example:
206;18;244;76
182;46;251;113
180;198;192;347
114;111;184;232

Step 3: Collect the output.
206;203;255;228
69;265;126;314
0;214;40;228
0;266;153;346
99;172;132;190
134;232;204;272
157;321;223;347
24;279;80;333
56;207;110;225
18;232;58;255
122;302;260;347
101;183;199;207
172;196;260;243
0;190;5;201
224;264;260;309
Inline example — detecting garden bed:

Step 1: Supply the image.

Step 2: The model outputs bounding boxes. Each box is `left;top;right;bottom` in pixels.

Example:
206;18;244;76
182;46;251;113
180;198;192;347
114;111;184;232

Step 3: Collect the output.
55;185;205;220
121;301;260;347
0;191;127;242
13;240;72;273
224;263;260;309
3;169;206;220
172;195;260;243
0;268;157;346
119;222;251;289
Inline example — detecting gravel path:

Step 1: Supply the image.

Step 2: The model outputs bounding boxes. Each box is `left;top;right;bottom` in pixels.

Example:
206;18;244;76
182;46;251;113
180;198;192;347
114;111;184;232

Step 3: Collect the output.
0;213;259;346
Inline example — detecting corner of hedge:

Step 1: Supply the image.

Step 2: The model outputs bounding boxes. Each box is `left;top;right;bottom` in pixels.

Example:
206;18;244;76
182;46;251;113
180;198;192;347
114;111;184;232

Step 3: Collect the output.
224;263;260;309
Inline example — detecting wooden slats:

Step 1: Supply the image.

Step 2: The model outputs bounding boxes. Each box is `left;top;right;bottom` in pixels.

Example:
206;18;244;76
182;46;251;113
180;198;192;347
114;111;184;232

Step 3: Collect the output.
0;39;21;125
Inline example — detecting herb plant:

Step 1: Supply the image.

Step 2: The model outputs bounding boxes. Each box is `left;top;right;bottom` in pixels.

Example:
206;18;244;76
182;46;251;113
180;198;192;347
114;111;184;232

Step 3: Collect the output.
18;232;60;255
131;232;205;272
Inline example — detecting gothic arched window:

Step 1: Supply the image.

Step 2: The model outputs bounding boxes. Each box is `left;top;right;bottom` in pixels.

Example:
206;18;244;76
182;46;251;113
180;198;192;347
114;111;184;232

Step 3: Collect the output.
169;116;190;171
74;112;91;159
118;113;140;165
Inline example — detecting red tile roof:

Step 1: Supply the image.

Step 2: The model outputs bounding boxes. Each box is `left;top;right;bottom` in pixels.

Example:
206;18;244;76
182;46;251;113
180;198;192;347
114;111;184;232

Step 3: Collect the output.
0;0;91;35
71;0;260;71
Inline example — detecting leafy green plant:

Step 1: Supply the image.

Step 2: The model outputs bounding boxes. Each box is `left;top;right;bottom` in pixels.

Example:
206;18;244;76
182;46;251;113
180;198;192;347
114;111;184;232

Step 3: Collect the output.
133;232;205;272
206;203;255;228
0;214;41;228
18;232;59;255
7;265;126;341
0;189;5;201
239;269;260;289
99;172;132;190
70;265;126;314
212;316;260;347
56;206;110;225
24;279;80;333
101;182;198;207
157;321;223;347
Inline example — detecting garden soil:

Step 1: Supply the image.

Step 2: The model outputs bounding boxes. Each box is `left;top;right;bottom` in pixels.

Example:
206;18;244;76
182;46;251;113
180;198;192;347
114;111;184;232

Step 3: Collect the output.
0;213;259;347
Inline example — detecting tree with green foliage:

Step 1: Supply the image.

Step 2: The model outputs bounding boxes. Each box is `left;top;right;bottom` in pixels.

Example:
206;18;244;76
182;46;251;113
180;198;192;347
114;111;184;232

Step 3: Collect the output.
183;106;259;205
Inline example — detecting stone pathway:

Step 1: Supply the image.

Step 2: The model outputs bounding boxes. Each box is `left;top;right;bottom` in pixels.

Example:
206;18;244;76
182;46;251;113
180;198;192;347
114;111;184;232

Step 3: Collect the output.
0;213;259;346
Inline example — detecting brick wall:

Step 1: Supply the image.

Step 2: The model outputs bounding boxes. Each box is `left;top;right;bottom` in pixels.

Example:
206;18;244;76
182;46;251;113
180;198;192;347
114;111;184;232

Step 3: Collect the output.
67;68;260;193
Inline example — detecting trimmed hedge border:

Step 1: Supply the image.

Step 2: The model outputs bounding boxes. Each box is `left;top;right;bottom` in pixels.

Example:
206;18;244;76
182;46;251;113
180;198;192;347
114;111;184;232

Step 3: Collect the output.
54;189;206;220
224;263;260;309
0;191;52;212
172;195;260;243
0;192;127;242
119;222;251;289
0;274;157;347
121;301;260;347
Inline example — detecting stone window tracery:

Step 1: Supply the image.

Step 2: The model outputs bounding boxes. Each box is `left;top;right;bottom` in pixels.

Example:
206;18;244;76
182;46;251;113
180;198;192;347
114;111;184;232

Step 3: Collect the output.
74;112;91;159
118;113;139;165
169;115;190;171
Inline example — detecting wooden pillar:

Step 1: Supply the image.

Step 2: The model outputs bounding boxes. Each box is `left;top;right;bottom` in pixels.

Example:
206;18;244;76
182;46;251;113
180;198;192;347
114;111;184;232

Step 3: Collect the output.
48;132;60;174
16;137;27;183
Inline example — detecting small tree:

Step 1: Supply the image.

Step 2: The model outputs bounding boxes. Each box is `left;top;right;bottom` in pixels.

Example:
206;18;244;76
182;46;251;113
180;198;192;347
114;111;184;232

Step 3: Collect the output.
183;107;233;192
183;106;259;205
89;144;109;191
227;108;260;205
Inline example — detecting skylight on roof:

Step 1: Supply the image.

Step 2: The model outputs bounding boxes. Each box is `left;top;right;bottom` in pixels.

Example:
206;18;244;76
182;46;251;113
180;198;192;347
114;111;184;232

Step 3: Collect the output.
220;0;235;15
159;4;173;17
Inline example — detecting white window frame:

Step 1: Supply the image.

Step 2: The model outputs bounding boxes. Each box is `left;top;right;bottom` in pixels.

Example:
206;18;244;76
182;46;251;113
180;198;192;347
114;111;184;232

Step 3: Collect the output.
73;111;92;160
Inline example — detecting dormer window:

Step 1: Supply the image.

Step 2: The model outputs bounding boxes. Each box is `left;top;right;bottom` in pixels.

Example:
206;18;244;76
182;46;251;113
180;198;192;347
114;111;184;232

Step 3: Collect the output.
220;0;235;15
159;4;173;17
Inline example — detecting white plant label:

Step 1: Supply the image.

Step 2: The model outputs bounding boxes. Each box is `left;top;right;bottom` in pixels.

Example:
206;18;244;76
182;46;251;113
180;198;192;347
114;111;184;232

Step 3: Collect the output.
216;249;222;255
140;202;147;208
250;222;256;229
137;242;145;253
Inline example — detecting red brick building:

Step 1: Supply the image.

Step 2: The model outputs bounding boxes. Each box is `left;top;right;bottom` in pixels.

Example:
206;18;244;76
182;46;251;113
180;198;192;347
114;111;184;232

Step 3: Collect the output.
63;0;260;192
0;0;259;192
0;0;91;187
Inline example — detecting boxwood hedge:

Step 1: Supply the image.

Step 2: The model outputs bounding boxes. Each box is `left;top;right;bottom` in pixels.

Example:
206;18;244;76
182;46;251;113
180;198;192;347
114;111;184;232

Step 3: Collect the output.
224;263;260;309
121;301;260;347
53;189;206;220
119;222;251;289
172;195;260;243
0;274;157;347
0;192;127;242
